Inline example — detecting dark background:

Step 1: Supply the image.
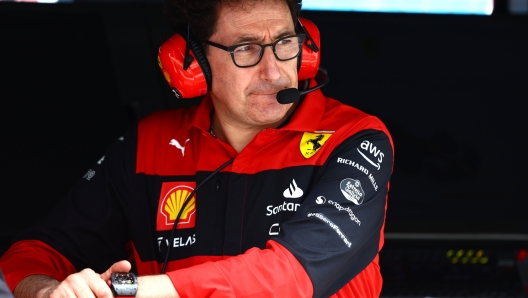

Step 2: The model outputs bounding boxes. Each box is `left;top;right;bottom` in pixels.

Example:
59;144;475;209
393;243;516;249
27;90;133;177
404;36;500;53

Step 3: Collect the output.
1;1;527;296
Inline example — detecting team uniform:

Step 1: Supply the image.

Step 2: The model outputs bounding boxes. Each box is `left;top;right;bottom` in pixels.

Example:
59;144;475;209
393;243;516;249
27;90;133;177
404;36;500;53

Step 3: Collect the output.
0;86;393;297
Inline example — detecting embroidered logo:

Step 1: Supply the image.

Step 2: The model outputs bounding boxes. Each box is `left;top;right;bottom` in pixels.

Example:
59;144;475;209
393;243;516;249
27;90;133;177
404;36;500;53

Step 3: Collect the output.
340;178;365;205
299;132;332;159
283;179;304;198
169;138;190;156
157;182;196;231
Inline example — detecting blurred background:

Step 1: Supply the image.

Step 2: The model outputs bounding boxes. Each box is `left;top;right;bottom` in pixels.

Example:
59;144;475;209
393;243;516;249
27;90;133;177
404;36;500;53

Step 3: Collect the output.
1;0;527;296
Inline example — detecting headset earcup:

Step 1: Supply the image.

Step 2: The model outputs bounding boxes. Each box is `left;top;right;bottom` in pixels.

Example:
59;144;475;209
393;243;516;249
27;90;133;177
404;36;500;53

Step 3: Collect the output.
298;17;321;81
158;19;319;98
158;33;209;99
187;35;212;92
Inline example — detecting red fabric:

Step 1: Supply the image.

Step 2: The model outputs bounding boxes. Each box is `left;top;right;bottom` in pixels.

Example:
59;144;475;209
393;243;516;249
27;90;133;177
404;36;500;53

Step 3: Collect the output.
0;240;76;291
167;240;313;298
136;89;391;176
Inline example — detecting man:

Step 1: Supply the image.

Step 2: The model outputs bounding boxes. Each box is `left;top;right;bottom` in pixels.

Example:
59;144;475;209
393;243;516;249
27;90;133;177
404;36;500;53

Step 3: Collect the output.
0;0;393;297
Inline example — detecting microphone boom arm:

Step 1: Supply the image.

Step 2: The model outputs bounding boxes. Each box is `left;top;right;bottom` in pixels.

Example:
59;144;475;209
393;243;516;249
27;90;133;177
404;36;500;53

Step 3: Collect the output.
276;67;330;104
299;67;328;96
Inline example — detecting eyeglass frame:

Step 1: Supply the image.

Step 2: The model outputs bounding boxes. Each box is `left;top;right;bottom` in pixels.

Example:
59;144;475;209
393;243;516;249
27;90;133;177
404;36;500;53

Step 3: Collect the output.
203;34;306;68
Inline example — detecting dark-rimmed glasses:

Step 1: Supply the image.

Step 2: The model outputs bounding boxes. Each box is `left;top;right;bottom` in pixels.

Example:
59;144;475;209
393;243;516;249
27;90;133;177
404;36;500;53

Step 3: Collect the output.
204;34;305;68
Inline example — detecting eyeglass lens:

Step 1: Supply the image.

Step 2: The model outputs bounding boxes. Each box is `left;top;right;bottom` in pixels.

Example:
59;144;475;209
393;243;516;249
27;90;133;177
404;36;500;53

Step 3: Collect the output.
233;36;303;67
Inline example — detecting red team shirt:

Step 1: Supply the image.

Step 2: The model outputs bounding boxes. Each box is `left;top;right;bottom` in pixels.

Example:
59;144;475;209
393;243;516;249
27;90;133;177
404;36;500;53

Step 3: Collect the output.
0;85;393;297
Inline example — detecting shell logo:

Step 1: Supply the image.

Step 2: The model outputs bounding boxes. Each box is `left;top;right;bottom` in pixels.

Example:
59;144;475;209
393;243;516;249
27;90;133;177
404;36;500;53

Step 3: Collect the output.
164;189;195;221
157;182;196;231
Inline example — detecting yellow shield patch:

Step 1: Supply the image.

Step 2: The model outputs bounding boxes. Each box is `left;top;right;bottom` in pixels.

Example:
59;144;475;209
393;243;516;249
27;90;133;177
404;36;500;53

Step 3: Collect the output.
300;132;333;159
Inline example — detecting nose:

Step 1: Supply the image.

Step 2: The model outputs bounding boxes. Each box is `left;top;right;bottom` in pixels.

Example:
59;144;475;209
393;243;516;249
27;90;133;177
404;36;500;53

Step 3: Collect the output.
258;46;281;82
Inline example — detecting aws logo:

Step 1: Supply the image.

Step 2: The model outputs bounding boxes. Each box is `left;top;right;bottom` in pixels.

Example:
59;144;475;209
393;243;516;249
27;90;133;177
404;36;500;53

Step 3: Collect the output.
357;140;384;170
156;182;196;231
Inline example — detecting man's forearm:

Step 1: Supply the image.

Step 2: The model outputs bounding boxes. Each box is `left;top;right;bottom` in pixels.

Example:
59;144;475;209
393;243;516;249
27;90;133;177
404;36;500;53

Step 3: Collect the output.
13;275;60;298
137;275;180;298
12;271;179;298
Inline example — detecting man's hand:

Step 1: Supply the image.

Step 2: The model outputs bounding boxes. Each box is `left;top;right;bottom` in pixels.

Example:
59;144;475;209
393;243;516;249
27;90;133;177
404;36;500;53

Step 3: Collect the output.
14;260;131;298
47;260;131;298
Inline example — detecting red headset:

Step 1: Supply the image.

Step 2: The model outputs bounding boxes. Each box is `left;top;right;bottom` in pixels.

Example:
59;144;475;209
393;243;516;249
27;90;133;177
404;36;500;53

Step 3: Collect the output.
157;17;321;99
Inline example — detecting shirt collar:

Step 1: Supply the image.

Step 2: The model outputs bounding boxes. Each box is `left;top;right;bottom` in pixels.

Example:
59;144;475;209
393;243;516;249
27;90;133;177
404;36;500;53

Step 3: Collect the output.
279;78;327;132
189;94;215;134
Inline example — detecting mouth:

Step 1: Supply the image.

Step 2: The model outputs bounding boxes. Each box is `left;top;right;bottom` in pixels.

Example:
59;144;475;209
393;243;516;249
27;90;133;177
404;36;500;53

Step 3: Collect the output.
249;91;279;98
248;83;292;100
251;93;277;96
247;93;281;105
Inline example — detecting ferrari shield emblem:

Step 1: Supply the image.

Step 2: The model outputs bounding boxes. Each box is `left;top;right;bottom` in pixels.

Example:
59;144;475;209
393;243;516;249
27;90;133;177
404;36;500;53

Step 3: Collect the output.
300;132;332;158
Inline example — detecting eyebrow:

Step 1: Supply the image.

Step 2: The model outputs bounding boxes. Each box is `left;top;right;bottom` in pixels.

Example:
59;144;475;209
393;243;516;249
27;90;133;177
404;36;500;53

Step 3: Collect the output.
234;29;295;44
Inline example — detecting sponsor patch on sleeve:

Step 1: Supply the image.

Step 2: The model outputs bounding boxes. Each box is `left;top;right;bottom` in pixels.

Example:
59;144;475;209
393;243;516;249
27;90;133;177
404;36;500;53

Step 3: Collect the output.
340;178;365;205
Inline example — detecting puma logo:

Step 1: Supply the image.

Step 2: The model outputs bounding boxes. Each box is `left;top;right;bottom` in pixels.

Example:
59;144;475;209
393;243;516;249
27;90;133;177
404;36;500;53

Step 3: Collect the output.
169;138;190;156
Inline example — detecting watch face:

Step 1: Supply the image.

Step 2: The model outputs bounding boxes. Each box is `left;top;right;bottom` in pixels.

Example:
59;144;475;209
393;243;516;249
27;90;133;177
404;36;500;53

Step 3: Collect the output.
113;273;136;285
111;273;138;296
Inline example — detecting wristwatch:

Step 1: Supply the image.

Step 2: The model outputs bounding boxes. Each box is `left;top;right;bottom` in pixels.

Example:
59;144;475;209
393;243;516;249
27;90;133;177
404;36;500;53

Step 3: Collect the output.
110;272;138;297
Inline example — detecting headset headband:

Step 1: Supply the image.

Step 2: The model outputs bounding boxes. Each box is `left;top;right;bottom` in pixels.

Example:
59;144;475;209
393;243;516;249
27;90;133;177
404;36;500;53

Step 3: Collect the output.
158;17;321;99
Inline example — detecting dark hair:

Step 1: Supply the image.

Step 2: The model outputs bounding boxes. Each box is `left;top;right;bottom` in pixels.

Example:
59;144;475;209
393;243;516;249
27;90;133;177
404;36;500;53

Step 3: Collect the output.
164;0;302;42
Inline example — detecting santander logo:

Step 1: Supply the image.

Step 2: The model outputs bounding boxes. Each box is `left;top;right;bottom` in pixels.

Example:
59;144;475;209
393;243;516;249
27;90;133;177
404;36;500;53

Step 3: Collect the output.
283;179;304;199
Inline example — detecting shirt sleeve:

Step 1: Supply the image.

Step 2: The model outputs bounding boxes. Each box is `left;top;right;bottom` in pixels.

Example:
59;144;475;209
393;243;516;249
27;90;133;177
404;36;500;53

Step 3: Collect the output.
0;126;138;290
275;129;392;297
168;128;393;298
0;240;77;292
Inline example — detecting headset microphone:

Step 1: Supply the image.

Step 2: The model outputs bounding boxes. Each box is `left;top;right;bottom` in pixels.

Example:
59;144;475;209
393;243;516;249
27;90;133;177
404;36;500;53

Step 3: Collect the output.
276;67;329;104
277;88;300;104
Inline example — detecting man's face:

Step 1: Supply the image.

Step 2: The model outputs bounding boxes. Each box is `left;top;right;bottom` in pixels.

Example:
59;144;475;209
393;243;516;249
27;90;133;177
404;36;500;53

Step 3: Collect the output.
206;0;298;129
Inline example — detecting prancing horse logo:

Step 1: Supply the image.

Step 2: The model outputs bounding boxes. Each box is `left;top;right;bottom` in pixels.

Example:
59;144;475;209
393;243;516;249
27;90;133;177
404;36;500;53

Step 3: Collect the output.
307;135;324;151
299;132;333;159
